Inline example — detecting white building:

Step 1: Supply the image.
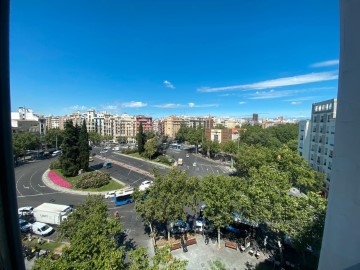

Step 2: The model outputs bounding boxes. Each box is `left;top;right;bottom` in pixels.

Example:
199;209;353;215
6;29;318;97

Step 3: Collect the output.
298;99;337;191
11;107;46;135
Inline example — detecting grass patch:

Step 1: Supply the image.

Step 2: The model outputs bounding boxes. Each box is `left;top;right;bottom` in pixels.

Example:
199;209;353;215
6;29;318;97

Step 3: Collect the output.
127;153;172;167
51;169;124;191
22;238;67;253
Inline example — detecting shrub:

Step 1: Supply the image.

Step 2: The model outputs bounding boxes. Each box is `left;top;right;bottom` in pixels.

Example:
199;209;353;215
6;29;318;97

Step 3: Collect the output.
49;160;61;170
121;148;138;155
74;171;111;189
155;155;174;165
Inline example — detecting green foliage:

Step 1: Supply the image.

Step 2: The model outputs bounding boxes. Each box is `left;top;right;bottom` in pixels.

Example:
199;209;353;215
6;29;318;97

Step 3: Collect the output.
44;128;64;148
137;122;145;154
49;160;61;170
74;171;111;189
220;140;238;155
12;131;41;157
201;139;221;157
175;123;189;143
117;136;127;144
78;120;90;171
59;121;80;177
33;195;126;270
144;138;157;159
267;123;299;144
122;147;138;155
155;155;174;165
200;174;243;247
175;123;204;148
214;124;225;129
208;258;227;270
89;131;102;145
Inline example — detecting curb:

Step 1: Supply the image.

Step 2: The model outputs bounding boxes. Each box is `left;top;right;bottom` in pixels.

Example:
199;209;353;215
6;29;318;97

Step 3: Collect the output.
42;169;126;196
114;152;172;169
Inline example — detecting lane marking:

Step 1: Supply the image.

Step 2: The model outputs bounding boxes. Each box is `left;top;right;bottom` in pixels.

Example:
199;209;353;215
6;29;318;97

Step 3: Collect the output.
16;173;25;196
23;185;29;189
38;184;46;188
29;170;42;194
127;169;132;176
17;191;63;198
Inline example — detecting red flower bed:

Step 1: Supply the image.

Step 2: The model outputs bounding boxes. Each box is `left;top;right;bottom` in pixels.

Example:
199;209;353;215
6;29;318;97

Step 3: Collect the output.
48;171;72;188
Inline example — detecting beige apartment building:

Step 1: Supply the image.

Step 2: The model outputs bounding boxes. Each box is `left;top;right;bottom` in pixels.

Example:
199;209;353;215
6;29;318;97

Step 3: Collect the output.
162;116;184;138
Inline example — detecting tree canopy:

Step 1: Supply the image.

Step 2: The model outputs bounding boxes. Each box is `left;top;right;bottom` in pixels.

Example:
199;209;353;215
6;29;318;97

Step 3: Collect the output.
137;122;145;154
59;121;80;177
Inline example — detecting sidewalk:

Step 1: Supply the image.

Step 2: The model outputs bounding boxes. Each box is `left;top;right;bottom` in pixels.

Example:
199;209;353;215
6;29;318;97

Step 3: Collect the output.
170;235;269;270
42;169;126;196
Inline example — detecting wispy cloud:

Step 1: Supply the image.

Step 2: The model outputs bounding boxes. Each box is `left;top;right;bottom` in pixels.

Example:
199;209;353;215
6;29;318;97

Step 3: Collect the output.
163;80;175;89
198;71;338;93
154;103;218;108
246;89;301;100
122;101;148;108
102;104;120;110
285;96;322;102
291;101;302;105
154;103;181;108
238;101;247;105
67;105;87;111
310;59;339;68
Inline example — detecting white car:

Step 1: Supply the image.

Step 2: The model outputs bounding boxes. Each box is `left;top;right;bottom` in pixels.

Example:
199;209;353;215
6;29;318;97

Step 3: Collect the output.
104;191;116;199
193;162;197;167
18;206;34;216
31;222;54;236
100;149;108;154
186;154;190;158
139;180;153;191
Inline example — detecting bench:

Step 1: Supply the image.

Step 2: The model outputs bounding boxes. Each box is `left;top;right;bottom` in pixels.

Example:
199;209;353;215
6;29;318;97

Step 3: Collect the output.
225;241;238;250
186;238;197;246
170;242;182;251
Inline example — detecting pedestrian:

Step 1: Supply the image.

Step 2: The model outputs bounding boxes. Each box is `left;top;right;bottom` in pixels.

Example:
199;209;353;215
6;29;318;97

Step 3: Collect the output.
114;211;119;219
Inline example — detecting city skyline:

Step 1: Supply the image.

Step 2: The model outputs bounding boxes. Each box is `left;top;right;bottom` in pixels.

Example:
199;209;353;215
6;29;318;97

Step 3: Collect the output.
10;0;339;119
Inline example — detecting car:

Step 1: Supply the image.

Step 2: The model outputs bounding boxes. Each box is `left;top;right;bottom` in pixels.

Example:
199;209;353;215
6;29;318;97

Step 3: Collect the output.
89;156;94;162
103;161;112;169
169;220;191;235
112;146;120;151
100;149;108;154
104;191;116;199
51;150;61;157
18;206;34;217
139;180;153;191
194;217;214;234
19;219;32;233
31;222;54;236
186;154;190;158
193;162;197;167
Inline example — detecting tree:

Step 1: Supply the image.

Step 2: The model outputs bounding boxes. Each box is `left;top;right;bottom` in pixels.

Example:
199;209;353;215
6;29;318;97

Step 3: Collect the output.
144;130;156;140
44;128;64;149
117;136;128;144
175;123;189;143
33;196;127;269
12;132;41;160
214;124;225;129
267;123;299;144
200;174;242;248
137;122;145;154
78;120;90;171
88;131;102;145
59;121;80;177
144;138;157;159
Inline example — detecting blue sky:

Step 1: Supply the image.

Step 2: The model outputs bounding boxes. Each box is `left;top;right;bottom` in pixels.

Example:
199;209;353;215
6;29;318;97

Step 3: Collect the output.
10;0;339;119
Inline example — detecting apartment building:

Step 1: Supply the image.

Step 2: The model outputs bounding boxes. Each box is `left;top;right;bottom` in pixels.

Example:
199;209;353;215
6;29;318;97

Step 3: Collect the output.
204;128;232;144
135;115;153;134
114;114;136;143
11;107;46;135
298;98;337;190
162;116;184;138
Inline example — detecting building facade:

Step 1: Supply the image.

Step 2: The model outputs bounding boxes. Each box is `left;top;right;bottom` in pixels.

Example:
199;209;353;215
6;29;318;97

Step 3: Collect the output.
162;116;184;138
204;128;232;144
298;98;337;190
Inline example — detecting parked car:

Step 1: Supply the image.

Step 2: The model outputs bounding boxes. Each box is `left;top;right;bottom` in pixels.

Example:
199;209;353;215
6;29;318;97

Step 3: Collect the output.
194;217;214;234
186;154;189;158
18;206;34;217
169;220;191;235
103;161;112;169
112;146;120;151
139;180;153;191
100;149;108;154
104;191;116;199
31;222;54;236
51;150;61;157
19;219;32;233
89;156;94;162
193;162;197;167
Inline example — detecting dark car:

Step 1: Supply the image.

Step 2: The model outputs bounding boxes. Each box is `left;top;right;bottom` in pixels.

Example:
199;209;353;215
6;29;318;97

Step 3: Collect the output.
169;220;191;235
19;219;32;233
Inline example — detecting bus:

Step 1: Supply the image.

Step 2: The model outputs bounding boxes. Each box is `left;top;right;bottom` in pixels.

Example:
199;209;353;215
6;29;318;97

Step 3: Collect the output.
113;187;134;206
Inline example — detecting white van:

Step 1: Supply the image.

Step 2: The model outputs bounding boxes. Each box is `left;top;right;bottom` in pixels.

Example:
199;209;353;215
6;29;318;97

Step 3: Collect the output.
31;222;54;236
